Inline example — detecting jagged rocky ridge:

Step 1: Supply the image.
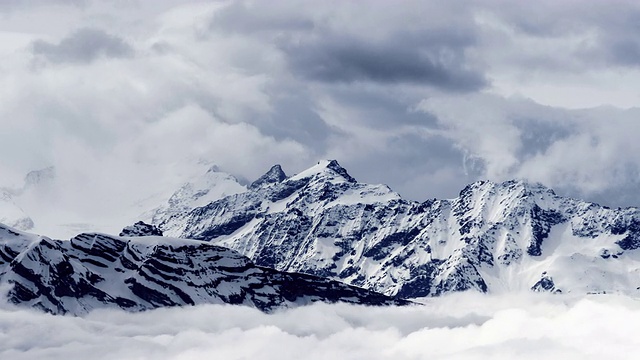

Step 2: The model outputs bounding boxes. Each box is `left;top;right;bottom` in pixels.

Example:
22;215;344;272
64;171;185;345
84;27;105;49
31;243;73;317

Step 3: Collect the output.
120;221;164;237
0;223;407;315
155;160;640;298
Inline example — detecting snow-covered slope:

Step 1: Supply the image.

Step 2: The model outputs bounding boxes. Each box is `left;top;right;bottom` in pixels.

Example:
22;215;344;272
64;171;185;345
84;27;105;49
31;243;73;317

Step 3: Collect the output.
149;165;246;227
156;160;640;298
0;223;406;315
2;164;246;239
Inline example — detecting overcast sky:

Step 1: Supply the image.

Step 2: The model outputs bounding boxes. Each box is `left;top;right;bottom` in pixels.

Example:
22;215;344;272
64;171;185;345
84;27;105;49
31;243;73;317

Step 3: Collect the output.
2;0;640;210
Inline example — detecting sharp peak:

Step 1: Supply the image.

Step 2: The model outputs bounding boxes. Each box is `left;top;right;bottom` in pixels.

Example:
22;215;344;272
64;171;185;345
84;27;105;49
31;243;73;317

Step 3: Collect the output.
325;159;356;182
266;164;285;174
290;159;356;183
249;164;288;189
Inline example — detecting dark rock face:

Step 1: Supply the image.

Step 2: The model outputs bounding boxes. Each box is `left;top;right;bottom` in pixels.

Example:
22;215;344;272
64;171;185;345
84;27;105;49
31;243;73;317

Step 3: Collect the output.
526;205;566;257
249;165;287;190
532;272;562;293
154;160;640;298
614;218;640;250
0;224;407;315
119;221;163;237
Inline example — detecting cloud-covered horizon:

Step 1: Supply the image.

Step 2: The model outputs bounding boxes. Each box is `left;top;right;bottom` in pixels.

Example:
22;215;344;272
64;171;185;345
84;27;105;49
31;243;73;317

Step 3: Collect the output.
2;0;640;236
1;293;639;359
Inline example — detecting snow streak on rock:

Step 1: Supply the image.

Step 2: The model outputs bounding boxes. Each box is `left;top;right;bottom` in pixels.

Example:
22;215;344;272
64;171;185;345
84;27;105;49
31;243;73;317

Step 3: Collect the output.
0;223;406;315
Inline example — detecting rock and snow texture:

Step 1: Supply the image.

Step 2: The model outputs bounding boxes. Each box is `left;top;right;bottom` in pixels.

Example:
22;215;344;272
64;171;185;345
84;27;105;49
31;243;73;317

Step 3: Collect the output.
0;223;406;315
119;221;163;237
155;160;640;299
149;165;246;227
249;164;287;190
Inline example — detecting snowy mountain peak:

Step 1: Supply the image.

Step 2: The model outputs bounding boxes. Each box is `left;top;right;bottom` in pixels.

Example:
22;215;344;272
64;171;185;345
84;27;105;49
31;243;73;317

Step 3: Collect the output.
249;164;287;189
326;159;356;182
150;166;246;226
289;159;356;183
460;179;555;198
498;179;556;196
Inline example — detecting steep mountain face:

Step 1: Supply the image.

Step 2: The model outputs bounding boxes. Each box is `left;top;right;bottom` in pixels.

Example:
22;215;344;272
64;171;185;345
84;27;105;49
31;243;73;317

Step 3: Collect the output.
249;164;287;190
0;163;246;239
0;223;406;315
150;165;246;227
156;160;640;298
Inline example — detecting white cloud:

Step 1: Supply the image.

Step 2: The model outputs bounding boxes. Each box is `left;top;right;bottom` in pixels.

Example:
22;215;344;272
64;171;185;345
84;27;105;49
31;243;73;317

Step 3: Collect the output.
419;94;640;206
1;293;639;359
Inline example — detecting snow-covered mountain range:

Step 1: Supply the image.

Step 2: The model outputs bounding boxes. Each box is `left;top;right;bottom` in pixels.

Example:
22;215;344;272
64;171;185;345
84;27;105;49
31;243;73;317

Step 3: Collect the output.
4;158;640;311
0;223;406;315
154;160;640;299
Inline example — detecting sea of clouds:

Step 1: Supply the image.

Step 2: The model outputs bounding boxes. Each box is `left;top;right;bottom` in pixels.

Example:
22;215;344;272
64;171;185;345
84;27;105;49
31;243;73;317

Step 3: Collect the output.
1;292;639;360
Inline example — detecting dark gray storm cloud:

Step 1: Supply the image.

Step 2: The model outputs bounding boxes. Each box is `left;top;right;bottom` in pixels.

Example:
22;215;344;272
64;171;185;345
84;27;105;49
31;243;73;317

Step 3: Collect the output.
32;28;134;64
282;34;487;91
261;93;334;151
513;118;573;161
481;0;640;69
346;132;471;198
209;1;315;34
209;1;486;91
323;86;440;129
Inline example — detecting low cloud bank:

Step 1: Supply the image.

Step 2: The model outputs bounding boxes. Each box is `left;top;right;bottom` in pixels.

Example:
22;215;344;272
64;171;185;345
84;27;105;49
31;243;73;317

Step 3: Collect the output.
1;293;639;359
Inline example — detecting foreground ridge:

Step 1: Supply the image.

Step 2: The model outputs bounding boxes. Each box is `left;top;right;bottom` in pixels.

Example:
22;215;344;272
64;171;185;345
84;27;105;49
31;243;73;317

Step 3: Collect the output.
155;160;640;298
0;223;407;315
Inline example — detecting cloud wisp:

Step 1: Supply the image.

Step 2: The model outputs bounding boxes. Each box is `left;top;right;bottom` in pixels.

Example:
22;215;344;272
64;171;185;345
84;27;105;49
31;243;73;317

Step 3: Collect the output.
32;27;134;64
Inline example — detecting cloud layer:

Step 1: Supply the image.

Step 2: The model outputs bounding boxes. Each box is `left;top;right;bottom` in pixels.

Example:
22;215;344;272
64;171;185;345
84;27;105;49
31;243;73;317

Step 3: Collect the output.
1;293;639;359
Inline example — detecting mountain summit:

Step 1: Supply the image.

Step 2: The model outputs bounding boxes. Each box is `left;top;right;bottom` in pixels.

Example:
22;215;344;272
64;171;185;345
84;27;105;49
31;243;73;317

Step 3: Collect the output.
249;164;287;189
